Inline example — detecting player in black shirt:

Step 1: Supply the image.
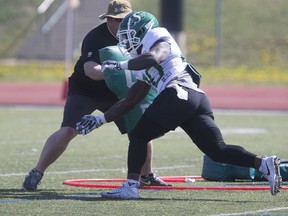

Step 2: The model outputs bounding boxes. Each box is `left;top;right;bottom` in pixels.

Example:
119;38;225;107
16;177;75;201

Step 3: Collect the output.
22;0;170;191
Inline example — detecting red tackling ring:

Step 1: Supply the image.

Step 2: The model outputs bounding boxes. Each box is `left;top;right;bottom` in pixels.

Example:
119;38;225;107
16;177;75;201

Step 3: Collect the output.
63;176;288;191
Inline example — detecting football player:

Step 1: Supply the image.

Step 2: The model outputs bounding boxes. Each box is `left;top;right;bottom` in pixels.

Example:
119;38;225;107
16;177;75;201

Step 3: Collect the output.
77;11;282;199
22;1;170;192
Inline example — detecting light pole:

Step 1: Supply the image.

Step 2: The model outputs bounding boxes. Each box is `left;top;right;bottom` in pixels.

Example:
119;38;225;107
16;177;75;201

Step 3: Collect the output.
63;0;80;99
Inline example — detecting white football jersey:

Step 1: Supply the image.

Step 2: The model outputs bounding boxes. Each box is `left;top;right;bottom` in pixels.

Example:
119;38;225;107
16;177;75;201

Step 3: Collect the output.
135;27;200;96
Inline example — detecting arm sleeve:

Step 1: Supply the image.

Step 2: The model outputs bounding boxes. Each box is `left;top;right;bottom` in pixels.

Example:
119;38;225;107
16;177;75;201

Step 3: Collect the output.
81;31;101;64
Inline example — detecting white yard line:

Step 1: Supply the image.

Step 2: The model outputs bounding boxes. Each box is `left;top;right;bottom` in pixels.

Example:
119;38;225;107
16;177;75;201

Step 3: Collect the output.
2;106;288;115
211;207;288;216
0;164;195;177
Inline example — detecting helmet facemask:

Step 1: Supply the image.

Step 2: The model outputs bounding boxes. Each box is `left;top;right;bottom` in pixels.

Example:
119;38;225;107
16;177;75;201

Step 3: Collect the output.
117;11;158;57
117;28;140;57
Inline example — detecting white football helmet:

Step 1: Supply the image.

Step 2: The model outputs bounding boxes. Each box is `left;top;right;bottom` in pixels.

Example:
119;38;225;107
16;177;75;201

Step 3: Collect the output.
117;11;159;57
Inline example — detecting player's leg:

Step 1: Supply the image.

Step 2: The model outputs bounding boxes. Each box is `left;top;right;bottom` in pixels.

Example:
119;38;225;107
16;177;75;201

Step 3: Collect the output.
181;92;281;195
140;140;172;186
22;94;114;191
37;94;103;171
101;88;206;199
35;128;77;174
22;126;78;190
140;141;152;175
101;116;170;199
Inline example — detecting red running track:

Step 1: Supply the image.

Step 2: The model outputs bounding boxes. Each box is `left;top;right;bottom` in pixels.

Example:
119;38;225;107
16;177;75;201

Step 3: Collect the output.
0;82;287;110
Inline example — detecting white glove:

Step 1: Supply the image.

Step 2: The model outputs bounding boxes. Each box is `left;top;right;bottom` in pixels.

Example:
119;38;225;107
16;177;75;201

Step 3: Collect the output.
101;60;129;72
76;114;106;135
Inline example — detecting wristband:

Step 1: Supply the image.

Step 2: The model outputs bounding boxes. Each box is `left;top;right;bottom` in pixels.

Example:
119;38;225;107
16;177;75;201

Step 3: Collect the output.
119;60;129;70
98;114;107;123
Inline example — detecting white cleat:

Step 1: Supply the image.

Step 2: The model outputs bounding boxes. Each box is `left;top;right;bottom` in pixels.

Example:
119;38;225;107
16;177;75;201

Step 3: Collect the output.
259;156;282;196
101;179;140;199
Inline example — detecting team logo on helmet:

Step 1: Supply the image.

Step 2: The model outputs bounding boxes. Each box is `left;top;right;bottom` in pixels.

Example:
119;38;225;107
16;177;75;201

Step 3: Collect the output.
117;11;159;57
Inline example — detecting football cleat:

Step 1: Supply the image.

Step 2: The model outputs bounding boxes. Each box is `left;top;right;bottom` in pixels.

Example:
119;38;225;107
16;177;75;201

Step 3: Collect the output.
22;168;43;191
101;179;139;199
140;173;172;186
259;156;282;196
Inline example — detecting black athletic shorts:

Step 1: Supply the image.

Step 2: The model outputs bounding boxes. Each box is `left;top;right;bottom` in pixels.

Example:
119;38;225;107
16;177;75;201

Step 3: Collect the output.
61;93;126;134
144;87;213;131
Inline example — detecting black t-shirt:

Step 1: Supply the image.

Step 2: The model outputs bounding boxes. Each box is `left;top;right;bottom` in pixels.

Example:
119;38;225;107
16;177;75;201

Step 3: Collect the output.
69;22;118;99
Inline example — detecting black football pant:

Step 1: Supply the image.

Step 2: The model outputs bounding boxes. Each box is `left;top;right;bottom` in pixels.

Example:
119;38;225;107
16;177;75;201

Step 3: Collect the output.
128;87;258;174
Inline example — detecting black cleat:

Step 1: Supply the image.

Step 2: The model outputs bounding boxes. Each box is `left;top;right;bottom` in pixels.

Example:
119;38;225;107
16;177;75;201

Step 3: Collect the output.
140;173;172;186
22;168;43;191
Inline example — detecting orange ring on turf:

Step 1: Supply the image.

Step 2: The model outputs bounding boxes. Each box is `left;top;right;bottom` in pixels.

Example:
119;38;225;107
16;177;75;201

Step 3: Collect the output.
63;176;201;189
63;176;288;191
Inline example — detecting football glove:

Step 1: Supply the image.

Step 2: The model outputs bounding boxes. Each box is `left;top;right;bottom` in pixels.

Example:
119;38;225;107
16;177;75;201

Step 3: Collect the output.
102;60;122;71
76;115;105;135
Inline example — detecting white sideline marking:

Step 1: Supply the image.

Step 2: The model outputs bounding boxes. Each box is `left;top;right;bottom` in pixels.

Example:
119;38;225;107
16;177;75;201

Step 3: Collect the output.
172;127;267;135
0;165;194;177
211;207;288;216
221;128;267;135
214;109;288;116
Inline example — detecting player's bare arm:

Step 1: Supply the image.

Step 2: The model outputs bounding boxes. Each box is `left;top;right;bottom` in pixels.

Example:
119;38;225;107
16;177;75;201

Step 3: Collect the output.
76;80;151;135
128;40;171;70
105;80;151;122
83;61;105;80
101;40;170;71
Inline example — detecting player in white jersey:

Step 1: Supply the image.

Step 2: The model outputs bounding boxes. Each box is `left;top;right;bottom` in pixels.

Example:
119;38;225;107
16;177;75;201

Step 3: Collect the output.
76;11;282;199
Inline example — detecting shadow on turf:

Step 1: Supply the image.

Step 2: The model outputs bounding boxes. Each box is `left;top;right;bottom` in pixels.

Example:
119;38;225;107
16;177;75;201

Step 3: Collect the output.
0;188;266;203
0;189;102;202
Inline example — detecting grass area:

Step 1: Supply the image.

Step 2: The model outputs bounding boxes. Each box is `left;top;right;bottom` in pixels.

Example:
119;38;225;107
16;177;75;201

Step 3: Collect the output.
0;107;288;215
0;60;65;82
